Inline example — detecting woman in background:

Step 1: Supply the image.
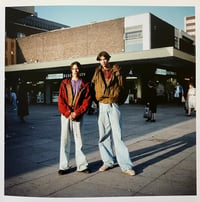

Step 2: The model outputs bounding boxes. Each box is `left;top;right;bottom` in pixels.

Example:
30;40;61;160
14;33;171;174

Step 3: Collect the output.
186;82;196;116
146;80;157;122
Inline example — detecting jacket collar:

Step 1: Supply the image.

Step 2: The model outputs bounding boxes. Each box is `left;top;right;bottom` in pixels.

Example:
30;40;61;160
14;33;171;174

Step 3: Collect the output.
97;64;120;73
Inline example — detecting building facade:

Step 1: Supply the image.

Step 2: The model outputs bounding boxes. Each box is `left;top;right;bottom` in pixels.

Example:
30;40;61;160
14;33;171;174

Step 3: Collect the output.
184;15;195;39
5;6;69;66
5;12;195;104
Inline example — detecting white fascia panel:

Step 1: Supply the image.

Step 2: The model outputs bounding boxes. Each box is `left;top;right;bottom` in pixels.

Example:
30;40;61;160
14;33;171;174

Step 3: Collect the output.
125;13;151;50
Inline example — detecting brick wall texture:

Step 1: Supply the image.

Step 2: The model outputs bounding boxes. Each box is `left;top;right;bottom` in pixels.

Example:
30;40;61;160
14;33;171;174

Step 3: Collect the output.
17;18;125;63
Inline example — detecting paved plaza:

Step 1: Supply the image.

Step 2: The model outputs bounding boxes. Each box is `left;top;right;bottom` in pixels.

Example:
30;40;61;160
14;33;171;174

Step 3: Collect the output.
4;103;198;201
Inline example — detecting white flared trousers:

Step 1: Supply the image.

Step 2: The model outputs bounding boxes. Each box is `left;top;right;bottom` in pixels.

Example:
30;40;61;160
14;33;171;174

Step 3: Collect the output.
59;114;88;171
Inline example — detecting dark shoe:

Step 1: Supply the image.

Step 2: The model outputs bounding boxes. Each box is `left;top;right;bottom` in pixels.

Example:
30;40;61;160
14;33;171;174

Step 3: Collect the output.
146;119;151;122
186;114;191;117
151;119;156;122
58;169;70;175
79;168;91;174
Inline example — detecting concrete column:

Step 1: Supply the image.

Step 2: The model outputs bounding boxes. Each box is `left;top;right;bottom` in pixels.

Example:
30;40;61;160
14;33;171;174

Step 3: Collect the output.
45;82;51;104
137;78;142;99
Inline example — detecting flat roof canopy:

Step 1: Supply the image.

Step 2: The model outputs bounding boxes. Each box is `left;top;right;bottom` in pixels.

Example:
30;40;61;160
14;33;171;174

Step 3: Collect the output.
5;46;195;73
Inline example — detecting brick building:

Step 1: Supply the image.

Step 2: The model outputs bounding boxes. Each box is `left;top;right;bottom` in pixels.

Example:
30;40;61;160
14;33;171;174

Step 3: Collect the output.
5;11;195;104
16;18;124;64
5;6;68;66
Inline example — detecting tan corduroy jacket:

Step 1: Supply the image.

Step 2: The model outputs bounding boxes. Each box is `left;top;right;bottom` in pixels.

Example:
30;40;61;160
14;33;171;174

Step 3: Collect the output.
91;64;127;104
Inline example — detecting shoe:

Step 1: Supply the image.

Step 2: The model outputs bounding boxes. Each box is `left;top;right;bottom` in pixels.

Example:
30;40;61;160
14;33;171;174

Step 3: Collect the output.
99;164;113;172
58;169;70;175
151;119;156;122
186;114;191;117
146;119;151;122
79;168;91;174
122;169;136;176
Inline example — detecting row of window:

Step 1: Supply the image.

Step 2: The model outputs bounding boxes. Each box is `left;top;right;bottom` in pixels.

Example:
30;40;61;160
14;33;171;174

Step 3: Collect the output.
124;30;142;40
16;16;68;31
186;25;195;30
124;26;143;52
185;19;195;24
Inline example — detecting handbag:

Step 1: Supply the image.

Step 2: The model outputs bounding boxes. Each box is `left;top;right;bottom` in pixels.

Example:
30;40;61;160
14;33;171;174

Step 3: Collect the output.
181;95;185;102
143;106;152;119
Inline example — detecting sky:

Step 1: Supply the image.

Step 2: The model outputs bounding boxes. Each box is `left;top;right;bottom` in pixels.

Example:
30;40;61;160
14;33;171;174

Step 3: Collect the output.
35;6;195;31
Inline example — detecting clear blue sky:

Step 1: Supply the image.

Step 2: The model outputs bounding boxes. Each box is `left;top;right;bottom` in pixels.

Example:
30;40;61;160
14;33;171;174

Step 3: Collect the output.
35;6;195;30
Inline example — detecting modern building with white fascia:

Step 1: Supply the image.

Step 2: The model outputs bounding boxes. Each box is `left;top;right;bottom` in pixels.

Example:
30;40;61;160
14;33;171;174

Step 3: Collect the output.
5;12;195;104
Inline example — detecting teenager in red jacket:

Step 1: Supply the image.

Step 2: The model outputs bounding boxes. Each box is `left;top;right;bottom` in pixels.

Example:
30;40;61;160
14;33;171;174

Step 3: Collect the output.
58;61;91;175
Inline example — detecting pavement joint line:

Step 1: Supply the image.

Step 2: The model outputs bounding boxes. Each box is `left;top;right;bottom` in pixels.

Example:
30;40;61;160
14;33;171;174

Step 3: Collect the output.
47;172;100;197
35;157;58;165
5;169;58;189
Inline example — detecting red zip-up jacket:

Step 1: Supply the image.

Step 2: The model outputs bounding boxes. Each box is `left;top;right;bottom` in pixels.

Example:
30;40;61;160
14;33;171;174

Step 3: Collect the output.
58;78;91;120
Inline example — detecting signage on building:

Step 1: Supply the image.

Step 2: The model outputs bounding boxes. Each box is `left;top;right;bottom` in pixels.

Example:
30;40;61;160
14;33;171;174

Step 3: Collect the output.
46;73;64;80
155;68;176;76
46;72;86;80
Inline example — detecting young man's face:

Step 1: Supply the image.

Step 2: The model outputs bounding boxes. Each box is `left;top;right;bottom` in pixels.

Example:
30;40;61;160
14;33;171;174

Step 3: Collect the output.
71;64;80;77
99;56;109;68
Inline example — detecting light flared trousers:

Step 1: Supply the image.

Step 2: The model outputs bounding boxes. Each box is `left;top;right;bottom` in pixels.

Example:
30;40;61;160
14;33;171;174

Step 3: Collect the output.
98;103;133;171
59;114;88;171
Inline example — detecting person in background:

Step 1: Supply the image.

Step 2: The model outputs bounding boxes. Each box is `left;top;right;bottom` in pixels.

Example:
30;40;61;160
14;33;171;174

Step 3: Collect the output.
17;81;29;123
146;80;157;122
156;81;165;104
174;81;184;105
91;51;135;176
10;88;17;110
58;61;91;175
186;82;196;116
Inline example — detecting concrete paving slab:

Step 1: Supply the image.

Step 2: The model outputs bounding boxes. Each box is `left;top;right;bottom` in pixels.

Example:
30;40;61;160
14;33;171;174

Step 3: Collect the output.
174;158;196;172
50;180;134;197
5;164;58;188
6;170;94;197
159;166;196;185
83;170;155;194
138;178;196;195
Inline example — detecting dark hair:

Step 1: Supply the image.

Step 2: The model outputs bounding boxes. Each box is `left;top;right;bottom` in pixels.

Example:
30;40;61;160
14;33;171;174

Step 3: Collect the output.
70;61;81;69
96;51;111;61
148;80;155;87
189;82;194;87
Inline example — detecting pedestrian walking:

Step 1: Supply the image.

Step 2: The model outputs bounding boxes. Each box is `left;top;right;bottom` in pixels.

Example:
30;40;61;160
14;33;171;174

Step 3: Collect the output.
91;51;135;176
10;88;17;110
58;61;91;175
174;81;184;105
17;81;29;123
186;82;196;116
145;80;157;122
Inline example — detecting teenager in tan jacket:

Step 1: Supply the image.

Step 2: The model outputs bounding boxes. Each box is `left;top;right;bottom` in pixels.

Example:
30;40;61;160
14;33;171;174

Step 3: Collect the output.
92;51;135;176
